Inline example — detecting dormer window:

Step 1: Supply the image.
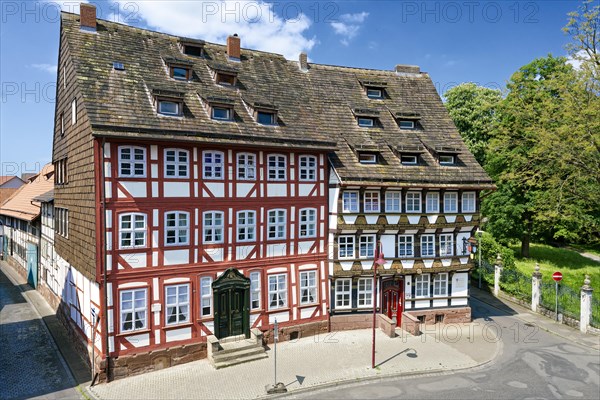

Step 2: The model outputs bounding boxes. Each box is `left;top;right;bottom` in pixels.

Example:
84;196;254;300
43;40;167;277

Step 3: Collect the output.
158;100;181;116
183;44;203;57
399;120;415;129
358;152;378;164
366;88;384;99
216;72;235;86
257;111;276;125
211;106;232;121
439;154;455;165
171;66;190;80
401;154;418;165
358;117;375;127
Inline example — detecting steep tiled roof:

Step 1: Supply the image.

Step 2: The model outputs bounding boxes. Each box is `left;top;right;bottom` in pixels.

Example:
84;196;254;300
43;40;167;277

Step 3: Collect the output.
0;176;25;187
61;12;492;187
0;165;54;221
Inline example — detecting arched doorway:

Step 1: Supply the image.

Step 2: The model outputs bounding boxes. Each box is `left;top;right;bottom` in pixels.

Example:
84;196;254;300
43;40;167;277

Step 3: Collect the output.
212;268;250;339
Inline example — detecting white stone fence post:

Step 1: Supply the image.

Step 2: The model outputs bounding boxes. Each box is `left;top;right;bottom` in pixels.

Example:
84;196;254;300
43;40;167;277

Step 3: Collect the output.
580;275;593;334
494;254;503;297
531;263;541;312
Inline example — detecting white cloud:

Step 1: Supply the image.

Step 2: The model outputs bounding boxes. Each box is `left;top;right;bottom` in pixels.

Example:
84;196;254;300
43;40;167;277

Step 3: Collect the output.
30;64;58;74
566;50;588;70
107;1;315;60
330;12;369;46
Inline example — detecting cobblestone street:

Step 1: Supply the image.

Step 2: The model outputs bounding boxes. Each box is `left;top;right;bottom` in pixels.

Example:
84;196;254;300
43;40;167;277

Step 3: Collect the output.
0;269;81;400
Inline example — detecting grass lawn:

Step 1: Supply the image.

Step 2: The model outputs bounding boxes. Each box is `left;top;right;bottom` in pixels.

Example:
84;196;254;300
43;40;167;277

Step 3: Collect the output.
569;243;600;258
509;243;600;292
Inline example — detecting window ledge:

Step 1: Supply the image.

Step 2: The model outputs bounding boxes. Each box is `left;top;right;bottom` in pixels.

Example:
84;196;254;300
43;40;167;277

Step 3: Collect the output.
116;328;151;337
163;322;194;330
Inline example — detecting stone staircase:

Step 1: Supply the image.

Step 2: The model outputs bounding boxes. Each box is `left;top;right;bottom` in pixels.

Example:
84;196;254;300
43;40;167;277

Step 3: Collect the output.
207;329;268;369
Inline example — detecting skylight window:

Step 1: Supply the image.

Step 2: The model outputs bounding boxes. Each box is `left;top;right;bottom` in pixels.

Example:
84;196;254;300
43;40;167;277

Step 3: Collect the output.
113;62;125;71
358;117;375;127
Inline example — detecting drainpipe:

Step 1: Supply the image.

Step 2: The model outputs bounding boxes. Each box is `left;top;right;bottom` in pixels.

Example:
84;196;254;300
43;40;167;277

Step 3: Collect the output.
100;138;110;382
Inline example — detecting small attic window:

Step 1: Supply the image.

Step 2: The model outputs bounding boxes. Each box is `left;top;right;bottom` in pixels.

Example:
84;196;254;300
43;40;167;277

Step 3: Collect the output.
183;45;203;57
157;99;181;116
401;155;418;165
358;117;375;127
216;72;235;86
170;66;191;81
439;154;456;165
366;88;384;99
211;106;233;121
399;120;415;129
113;62;125;71
358;152;378;164
257;111;276;125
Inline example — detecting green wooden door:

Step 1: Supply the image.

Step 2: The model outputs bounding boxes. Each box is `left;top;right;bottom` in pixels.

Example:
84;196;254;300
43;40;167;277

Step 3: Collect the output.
213;268;250;339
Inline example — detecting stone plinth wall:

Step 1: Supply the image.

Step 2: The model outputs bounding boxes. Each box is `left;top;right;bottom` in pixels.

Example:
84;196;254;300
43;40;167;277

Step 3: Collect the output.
377;314;395;337
401;312;421;336
406;307;471;324
330;314;372;331
262;320;329;344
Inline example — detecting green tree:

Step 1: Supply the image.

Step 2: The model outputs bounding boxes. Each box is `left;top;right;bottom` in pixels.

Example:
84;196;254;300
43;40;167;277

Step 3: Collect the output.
444;83;502;166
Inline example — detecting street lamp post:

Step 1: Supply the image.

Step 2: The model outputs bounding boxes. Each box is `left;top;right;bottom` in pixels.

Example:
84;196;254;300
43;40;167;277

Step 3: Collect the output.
371;241;386;369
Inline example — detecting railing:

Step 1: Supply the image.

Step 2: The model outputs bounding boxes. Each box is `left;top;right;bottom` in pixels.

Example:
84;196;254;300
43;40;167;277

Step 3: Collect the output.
539;280;581;320
499;267;532;302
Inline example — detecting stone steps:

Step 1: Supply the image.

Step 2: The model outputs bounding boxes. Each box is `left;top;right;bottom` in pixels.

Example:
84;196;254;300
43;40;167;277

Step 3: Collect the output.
212;345;268;369
208;328;268;369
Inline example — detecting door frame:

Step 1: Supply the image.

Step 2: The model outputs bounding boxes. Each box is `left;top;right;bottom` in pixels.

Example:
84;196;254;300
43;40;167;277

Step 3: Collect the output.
212;268;250;339
381;277;404;327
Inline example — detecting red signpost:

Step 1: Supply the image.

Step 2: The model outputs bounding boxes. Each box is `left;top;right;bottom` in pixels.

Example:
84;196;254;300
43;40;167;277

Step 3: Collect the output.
552;271;562;321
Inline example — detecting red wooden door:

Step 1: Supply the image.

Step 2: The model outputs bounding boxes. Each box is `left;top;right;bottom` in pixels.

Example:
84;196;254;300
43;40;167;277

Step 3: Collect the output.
382;278;404;327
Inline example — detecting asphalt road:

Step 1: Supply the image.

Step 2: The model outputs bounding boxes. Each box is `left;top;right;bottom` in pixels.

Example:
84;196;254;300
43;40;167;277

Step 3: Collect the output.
299;297;600;400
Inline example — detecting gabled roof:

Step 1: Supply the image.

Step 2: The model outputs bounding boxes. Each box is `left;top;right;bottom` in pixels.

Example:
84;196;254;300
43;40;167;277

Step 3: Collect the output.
61;12;492;188
0;165;54;221
0;176;26;188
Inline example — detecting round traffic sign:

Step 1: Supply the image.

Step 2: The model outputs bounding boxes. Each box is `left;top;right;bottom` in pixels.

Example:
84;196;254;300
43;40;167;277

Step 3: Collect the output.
552;271;563;282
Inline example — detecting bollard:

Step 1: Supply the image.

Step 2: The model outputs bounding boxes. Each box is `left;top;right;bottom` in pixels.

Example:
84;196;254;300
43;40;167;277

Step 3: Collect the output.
580;275;593;334
532;263;541;312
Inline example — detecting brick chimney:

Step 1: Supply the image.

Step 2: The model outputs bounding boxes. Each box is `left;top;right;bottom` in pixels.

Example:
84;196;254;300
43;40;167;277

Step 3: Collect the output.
227;34;241;60
80;3;97;31
299;52;308;71
395;64;420;74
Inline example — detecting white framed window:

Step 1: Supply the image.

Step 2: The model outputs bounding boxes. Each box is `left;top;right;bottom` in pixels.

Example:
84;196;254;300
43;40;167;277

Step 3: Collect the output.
335;279;351;308
439;155;455;165
236;210;256;242
358;153;377;164
415;274;430;297
165;211;189;246
118;146;146;177
203;151;224;179
359;234;376;258
119;213;146;249
299;270;317;305
400;155;418;165
268;274;287;310
299;155;317;181
433;273;448;296
164;149;189;178
165;284;190;325
444;192;458;213
200;277;212;317
421;234;435;257
299;208;317;238
357;278;373;307
71;98;77;125
120;288;147;332
342;191;359;212
211;106;232;121
267;209;286;240
398;235;414;258
338;235;355;259
399;120;415;129
60;112;64;136
358;117;374;127
462;192;476;213
385;191;401;212
250;271;261;310
439;234;454;257
158;100;181;116
366;88;383;99
364;191;380;213
203;211;224;243
406;192;421;213
267;154;286;181
237;153;256;180
426;192;440;213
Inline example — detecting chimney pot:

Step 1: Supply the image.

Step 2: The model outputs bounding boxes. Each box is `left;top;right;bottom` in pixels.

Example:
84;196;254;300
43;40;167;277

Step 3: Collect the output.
227;34;241;60
299;52;308;71
80;3;97;31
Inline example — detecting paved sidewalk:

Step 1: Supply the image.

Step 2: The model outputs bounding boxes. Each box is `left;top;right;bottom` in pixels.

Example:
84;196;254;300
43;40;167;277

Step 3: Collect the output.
89;321;498;400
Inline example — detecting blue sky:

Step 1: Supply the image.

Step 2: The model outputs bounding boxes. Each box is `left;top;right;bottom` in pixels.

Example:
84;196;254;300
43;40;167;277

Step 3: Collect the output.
0;0;582;173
